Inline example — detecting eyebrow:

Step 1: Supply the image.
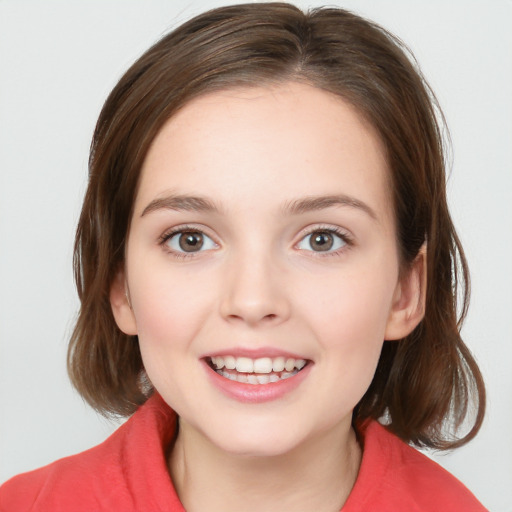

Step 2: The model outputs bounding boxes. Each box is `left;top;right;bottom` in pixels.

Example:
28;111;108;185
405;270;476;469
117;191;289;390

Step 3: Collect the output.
141;193;377;220
283;194;378;220
141;194;220;217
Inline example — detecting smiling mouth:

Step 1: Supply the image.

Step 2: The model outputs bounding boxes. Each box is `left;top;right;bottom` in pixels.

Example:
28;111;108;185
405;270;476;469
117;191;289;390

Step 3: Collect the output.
206;356;309;385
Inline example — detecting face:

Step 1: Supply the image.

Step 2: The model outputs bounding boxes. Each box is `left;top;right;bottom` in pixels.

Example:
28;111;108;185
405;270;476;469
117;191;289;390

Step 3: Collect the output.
111;82;424;457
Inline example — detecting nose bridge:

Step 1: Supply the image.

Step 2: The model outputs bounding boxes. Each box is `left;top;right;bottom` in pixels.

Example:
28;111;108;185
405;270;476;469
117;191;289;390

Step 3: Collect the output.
220;242;289;326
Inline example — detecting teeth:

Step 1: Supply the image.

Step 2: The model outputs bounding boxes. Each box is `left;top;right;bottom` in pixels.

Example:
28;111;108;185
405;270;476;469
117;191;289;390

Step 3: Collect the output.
217;368;299;385
236;357;253;373
253;357;272;373
224;356;236;370
272;356;285;372
237;373;248;383
221;371;238;381
295;359;306;370
211;355;305;385
256;374;270;384
210;355;307;373
247;374;259;384
285;358;295;372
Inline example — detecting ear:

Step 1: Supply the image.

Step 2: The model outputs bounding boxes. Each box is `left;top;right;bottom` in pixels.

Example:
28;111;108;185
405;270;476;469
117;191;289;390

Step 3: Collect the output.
384;244;427;341
109;269;138;335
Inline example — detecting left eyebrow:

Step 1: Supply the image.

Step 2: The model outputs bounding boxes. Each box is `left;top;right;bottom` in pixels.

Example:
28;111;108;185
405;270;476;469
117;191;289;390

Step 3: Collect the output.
283;194;378;221
141;194;221;217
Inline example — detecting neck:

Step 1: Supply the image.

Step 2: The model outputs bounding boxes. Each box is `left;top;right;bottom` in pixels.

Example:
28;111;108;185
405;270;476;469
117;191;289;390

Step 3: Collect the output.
169;418;361;512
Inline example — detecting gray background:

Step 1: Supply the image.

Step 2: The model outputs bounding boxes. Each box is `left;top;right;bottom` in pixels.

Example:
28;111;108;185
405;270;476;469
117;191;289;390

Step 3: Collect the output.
1;1;511;510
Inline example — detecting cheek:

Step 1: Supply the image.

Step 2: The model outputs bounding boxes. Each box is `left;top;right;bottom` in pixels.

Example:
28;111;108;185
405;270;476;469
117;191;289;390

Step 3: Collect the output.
296;259;398;386
300;285;391;420
130;262;218;401
301;263;396;339
129;261;215;351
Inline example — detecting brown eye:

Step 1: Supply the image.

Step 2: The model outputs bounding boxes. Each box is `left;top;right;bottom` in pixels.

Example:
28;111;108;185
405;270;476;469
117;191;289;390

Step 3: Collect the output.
179;232;204;252
164;229;216;254
297;229;347;253
309;231;334;251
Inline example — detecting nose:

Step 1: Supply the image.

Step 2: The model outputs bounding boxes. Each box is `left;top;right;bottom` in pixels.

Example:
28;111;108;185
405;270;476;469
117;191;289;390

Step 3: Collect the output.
219;251;291;327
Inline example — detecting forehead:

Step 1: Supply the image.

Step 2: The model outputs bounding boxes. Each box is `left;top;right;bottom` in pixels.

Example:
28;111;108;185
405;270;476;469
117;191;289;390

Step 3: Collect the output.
136;82;391;221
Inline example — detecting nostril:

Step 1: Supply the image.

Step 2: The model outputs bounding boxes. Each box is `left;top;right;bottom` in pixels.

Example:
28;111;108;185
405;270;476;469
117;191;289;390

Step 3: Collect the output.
220;292;290;326
224;311;282;324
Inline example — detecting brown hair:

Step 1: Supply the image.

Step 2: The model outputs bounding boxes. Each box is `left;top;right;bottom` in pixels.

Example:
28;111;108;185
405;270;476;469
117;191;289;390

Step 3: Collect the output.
68;2;485;449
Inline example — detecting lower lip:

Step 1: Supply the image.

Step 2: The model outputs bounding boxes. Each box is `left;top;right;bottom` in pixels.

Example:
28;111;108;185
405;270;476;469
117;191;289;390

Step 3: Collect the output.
203;361;312;403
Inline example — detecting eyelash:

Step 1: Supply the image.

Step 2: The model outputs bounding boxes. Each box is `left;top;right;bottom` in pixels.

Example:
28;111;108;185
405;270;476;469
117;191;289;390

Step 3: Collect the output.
158;225;216;260
158;224;354;259
295;225;354;257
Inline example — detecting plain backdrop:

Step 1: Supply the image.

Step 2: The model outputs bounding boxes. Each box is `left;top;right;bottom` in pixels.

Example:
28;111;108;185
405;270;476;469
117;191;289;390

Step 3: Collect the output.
0;1;511;510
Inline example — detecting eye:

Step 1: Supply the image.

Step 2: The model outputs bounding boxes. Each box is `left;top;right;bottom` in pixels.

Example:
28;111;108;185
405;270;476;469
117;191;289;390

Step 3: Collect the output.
164;230;217;253
297;229;348;253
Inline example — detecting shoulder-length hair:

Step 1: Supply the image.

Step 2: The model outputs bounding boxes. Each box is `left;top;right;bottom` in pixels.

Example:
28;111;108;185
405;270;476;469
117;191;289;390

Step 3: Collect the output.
68;2;485;449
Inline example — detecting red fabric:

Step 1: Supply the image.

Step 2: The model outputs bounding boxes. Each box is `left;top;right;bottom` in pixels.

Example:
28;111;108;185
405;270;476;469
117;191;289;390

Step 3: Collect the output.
0;394;487;511
344;423;487;511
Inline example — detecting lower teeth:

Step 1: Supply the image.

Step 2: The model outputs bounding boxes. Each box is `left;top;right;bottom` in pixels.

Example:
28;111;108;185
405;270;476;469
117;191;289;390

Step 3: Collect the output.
216;369;299;384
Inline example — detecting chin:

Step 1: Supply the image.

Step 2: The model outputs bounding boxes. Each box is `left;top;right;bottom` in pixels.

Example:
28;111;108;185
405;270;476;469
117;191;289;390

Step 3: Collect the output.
202;418;309;459
216;436;299;458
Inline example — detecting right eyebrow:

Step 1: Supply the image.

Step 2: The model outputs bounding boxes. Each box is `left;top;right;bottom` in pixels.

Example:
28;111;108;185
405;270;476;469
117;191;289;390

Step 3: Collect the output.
141;194;220;217
283;194;378;221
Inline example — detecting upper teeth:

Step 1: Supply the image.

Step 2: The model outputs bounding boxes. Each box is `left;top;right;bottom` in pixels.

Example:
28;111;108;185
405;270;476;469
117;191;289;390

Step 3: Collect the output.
211;356;306;374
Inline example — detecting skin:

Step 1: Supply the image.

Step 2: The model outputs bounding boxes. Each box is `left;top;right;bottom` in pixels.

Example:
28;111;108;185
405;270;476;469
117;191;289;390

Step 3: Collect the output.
110;82;425;511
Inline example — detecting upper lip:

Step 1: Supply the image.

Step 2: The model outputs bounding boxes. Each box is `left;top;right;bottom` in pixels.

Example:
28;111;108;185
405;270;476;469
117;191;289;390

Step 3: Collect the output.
202;347;310;361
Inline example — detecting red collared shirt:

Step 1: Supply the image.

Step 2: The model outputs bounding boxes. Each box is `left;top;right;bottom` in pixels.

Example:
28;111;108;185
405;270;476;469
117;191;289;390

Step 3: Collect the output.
0;393;487;511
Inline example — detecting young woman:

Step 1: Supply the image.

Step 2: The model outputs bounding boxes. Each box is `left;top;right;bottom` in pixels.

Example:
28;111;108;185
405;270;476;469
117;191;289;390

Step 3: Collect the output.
0;3;487;510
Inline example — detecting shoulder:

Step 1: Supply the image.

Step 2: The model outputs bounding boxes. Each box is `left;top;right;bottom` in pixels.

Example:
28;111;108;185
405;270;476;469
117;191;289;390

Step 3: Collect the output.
0;448;104;512
343;421;488;512
0;394;180;512
0;418;136;512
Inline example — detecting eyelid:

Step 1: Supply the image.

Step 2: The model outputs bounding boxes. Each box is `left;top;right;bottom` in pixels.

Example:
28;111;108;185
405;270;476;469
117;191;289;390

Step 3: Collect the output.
158;224;220;258
294;224;354;254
